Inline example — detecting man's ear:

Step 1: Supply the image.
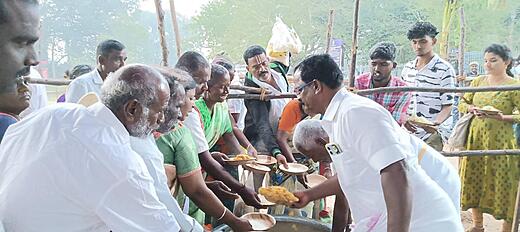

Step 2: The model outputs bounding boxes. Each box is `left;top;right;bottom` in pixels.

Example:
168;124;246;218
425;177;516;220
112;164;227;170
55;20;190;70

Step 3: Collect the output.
123;99;140;122
245;65;250;73
431;37;437;46
315;137;329;146
314;80;322;94
97;55;105;66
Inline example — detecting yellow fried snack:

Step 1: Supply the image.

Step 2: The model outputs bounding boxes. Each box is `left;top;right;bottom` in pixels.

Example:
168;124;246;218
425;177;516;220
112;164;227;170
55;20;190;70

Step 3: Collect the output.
409;115;434;125
232;154;253;161
259;186;299;205
481;105;500;112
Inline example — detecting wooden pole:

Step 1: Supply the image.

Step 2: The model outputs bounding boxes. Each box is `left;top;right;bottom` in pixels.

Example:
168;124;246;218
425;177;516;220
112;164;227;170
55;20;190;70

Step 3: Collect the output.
169;0;182;58
348;0;361;88
355;85;520;95
25;77;71;86
513;179;520;232
154;0;169;66
457;6;465;78
227;93;297;100
442;149;520;157
325;9;335;54
230;85;272;94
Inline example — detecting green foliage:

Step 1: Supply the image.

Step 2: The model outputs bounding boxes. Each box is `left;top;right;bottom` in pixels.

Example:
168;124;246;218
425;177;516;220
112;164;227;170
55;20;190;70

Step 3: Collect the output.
38;0;520;78
39;0;186;77
187;0;520;67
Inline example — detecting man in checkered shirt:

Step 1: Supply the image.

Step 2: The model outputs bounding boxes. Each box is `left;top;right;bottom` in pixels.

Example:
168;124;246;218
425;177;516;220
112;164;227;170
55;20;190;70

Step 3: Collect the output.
401;22;456;151
355;41;411;125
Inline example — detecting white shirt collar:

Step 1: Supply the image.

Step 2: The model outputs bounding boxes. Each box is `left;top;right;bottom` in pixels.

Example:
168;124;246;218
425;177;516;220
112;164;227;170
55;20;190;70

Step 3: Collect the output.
322;88;349;122
87;102;129;140
93;69;104;85
413;53;440;71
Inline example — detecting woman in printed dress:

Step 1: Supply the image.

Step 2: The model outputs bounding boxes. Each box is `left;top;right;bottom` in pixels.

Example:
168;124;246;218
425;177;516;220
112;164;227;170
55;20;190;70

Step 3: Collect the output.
459;44;520;232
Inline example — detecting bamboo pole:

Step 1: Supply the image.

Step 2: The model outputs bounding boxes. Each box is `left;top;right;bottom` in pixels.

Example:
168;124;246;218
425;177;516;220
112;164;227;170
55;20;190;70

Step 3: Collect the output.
355;85;520;95
25;77;71;86
227;93;297;100
230;85;272;94
325;9;335;54
169;0;182;58
348;0;361;88
154;0;169;66
442;149;520;157
513;179;520;232
457;6;465;78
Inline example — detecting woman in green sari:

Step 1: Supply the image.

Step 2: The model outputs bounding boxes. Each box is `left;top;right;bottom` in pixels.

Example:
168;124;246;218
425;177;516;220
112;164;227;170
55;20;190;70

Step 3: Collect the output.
195;64;255;157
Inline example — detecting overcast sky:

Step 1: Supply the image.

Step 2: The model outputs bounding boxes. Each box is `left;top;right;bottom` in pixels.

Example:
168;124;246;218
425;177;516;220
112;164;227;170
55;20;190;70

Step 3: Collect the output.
139;0;211;18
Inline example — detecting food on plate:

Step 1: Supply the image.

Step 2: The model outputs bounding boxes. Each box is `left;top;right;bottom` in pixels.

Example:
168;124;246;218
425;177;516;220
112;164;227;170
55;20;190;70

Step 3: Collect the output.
408;115;434;125
259;186;299;205
231;154;253;161
481;105;500;112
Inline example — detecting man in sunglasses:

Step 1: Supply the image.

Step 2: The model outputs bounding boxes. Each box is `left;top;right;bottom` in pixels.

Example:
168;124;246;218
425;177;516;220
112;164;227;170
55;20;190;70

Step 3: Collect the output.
355;41;411;125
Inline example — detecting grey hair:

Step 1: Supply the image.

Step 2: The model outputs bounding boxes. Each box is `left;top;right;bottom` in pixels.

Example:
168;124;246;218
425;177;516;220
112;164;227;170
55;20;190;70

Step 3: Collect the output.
100;65;161;112
292;119;328;153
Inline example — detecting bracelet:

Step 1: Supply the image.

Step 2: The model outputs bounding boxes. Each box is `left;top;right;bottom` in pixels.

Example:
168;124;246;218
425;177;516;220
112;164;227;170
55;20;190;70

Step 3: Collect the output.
217;207;227;221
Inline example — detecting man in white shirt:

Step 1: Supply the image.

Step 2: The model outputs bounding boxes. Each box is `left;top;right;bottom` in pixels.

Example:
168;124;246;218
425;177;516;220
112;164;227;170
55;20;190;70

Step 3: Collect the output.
0;0;39;95
19;66;47;118
66;39;127;103
293;119;461;212
0;64;182;232
175;51;263;209
291;54;462;232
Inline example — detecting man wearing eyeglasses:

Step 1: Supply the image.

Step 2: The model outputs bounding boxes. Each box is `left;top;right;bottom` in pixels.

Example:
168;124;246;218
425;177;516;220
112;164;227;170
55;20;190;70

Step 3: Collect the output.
355;42;411;125
66;39;128;103
242;45;291;165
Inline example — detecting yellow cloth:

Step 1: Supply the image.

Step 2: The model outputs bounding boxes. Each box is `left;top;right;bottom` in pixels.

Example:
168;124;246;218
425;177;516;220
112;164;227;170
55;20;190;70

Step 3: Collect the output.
458;76;520;222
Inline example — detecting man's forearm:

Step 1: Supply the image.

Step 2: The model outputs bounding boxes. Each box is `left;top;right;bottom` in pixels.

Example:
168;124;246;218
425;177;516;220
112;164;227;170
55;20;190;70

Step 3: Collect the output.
381;160;411;232
307;176;342;200
435;105;453;124
276;132;296;162
199;151;243;191
332;192;349;232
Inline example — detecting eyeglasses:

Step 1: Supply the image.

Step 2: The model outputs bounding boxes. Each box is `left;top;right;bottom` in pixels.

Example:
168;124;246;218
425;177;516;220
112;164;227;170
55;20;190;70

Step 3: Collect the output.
294;79;315;93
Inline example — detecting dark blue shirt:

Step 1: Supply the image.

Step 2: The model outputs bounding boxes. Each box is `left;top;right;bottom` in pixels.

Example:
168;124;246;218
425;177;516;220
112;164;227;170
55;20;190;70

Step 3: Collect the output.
0;113;18;143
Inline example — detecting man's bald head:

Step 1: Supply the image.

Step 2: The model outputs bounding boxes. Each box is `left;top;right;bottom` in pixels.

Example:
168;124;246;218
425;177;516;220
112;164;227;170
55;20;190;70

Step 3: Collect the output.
293;119;331;162
101;64;170;138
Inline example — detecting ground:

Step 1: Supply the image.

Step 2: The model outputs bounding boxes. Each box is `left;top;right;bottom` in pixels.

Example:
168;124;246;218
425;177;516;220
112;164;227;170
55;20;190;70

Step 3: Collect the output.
449;157;504;232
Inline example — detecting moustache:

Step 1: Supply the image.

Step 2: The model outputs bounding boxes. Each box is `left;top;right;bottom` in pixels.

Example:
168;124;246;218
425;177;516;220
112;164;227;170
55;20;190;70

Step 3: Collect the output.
15;67;31;78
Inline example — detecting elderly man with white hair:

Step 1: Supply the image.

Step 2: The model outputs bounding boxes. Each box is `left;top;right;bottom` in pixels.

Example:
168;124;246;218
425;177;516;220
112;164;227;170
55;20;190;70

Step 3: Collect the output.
0;64;183;232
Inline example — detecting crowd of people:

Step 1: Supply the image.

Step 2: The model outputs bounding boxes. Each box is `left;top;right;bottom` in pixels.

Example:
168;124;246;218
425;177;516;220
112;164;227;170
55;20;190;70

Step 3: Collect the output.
0;1;520;232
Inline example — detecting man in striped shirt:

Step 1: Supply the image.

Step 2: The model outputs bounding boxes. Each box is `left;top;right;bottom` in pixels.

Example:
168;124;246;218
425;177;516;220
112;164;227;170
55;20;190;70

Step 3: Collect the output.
355;41;411;125
401;22;456;151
